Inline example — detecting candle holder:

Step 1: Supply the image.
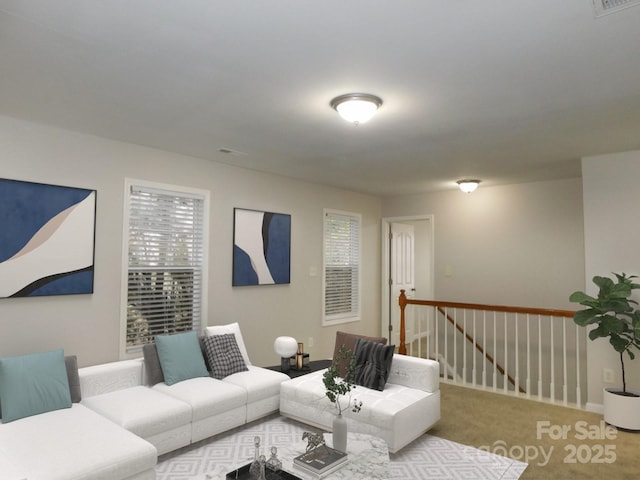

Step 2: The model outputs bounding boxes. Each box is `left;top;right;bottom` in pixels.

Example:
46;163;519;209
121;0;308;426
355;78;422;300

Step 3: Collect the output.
296;342;304;370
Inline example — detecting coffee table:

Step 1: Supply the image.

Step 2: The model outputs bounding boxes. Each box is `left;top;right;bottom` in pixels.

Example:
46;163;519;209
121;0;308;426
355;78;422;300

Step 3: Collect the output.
197;432;389;480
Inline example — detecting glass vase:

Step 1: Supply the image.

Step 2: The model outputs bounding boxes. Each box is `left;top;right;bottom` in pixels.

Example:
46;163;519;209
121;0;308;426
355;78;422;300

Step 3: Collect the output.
332;413;348;453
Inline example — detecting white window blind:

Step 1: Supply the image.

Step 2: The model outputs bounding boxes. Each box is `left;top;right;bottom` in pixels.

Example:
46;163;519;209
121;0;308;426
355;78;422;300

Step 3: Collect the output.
323;209;361;325
124;182;206;353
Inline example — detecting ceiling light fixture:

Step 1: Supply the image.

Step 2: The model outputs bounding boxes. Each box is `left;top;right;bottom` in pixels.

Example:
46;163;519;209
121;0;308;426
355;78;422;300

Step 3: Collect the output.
457;179;481;193
330;93;383;125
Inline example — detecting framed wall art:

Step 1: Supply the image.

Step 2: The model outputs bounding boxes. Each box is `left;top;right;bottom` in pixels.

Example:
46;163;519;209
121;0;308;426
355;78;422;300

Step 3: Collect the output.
0;178;96;298
233;208;291;286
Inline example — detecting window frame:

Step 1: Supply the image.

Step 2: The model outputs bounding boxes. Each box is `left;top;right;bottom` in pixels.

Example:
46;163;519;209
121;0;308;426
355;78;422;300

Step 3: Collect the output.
322;208;362;327
120;178;209;358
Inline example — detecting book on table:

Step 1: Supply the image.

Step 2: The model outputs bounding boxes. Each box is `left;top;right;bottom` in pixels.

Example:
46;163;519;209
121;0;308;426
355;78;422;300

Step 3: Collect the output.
293;446;348;478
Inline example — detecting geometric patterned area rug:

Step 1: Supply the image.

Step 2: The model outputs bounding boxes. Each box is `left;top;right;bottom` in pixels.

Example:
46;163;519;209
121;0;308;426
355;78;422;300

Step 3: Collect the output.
156;415;527;480
388;435;527;479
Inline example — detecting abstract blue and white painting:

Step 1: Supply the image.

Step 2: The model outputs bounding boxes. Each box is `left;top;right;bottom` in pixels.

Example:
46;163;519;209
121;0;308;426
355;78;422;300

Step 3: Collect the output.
0;179;96;298
233;208;290;286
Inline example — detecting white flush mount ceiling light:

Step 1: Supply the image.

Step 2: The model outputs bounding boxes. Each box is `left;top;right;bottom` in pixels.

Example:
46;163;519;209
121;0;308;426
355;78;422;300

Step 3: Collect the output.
330;93;383;125
457;179;481;193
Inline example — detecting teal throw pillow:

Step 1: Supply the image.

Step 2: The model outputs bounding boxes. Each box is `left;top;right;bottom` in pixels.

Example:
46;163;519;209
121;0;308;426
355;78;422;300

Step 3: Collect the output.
155;331;209;386
0;349;72;423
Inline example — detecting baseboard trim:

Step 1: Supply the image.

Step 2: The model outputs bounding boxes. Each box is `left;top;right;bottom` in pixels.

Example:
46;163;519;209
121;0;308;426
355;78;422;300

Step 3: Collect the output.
586;402;604;414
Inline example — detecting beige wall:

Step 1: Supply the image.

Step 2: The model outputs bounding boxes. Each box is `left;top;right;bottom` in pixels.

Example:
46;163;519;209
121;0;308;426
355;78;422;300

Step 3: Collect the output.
582;150;640;408
0;115;382;367
382;178;585;310
4;112;636;410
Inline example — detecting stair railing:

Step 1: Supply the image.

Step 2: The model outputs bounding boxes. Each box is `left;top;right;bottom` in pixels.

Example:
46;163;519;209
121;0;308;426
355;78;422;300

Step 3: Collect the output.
398;290;584;407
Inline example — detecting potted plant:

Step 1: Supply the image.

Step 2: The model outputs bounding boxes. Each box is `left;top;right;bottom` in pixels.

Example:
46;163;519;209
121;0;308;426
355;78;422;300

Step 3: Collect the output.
322;345;362;451
570;272;640;430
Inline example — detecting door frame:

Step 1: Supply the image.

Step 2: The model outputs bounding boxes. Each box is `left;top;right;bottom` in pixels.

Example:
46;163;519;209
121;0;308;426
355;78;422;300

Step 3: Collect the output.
380;214;435;343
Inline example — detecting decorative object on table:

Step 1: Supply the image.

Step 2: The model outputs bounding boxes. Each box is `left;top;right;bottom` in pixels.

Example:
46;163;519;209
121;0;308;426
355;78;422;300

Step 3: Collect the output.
302;431;326;453
332;414;347;454
293;434;348;478
233;208;291;286
273;337;298;373
291;353;309;370
0;178;96;298
258;455;267;480
570;272;640;430
249;436;262;478
224;462;302;480
296;342;304;370
322;344;362;453
266;446;282;472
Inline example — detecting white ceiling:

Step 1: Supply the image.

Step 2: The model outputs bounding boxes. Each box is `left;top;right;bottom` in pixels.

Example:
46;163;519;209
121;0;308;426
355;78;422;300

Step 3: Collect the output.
1;0;640;196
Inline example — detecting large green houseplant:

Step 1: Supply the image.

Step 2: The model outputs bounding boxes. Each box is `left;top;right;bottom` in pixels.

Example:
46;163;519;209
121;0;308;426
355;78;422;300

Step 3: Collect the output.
570;272;640;429
570;272;640;394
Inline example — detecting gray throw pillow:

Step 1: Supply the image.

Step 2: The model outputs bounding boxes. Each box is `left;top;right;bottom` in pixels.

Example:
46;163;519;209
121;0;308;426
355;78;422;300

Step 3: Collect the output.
203;334;248;379
65;355;81;403
142;343;165;386
350;338;395;391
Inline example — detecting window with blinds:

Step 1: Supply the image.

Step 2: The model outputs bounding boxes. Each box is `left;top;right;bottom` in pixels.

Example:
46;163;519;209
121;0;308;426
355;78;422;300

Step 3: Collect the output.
323;209;361;325
123;181;208;354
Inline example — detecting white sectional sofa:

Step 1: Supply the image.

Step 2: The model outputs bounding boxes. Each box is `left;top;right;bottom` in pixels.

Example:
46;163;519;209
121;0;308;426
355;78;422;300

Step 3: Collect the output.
0;323;289;480
280;334;441;453
0;402;157;480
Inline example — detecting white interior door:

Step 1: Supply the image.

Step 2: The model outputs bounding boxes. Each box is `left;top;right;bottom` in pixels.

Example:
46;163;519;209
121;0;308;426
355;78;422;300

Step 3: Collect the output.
390;222;415;347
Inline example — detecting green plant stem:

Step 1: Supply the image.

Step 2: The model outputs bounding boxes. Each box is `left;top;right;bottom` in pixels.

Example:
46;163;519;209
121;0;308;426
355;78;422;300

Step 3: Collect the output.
620;351;626;393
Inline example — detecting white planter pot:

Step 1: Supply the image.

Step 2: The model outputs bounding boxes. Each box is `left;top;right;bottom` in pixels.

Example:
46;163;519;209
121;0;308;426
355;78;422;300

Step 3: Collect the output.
603;387;640;431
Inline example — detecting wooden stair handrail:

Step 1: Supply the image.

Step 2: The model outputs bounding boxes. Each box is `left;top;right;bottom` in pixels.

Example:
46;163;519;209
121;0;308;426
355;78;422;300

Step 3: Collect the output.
398;290;576;393
398;293;575;318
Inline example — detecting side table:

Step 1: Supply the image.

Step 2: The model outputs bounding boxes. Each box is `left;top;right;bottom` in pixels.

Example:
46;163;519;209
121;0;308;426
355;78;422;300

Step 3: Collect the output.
265;359;332;378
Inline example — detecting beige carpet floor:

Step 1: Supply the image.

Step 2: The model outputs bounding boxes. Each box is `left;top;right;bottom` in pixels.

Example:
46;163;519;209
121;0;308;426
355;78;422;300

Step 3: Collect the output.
432;382;640;479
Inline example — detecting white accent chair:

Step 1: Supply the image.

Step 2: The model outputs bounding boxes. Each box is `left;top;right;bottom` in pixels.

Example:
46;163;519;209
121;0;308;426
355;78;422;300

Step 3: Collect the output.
280;353;440;453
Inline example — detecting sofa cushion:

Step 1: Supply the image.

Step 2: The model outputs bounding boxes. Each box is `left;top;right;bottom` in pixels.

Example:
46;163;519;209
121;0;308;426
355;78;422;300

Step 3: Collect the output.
0;403;157;480
332;331;387;378
0;448;25;480
281;369;434;430
203;333;248;379
223;365;289;403
0;349;72;423
155;331;209;386
350;338;395;391
81;385;191;439
206;322;252;366
153;376;247;422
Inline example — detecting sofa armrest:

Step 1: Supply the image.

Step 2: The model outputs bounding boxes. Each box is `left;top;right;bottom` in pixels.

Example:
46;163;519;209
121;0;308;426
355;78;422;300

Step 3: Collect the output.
387;354;439;393
79;358;144;398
